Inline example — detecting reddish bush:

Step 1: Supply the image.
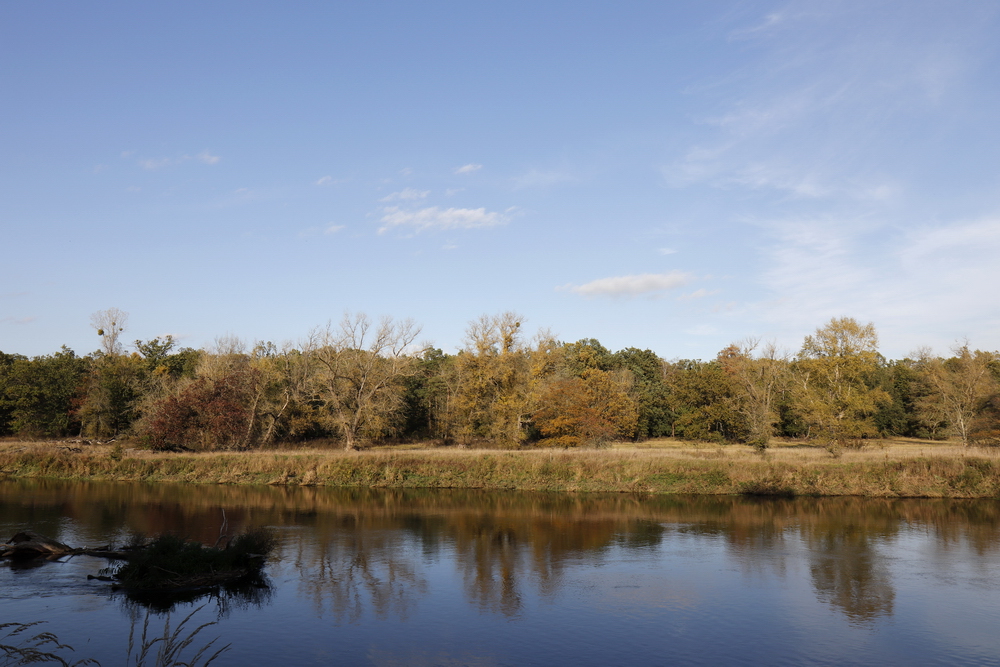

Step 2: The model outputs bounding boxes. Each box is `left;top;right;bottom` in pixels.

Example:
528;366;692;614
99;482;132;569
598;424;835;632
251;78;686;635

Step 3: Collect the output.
142;375;253;451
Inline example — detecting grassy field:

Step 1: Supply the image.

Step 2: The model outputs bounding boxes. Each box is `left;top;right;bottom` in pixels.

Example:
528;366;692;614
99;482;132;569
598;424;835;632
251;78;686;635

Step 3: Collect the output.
1;437;999;498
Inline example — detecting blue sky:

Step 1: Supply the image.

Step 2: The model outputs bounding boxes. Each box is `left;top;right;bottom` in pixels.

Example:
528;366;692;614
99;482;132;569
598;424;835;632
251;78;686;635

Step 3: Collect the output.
3;1;999;361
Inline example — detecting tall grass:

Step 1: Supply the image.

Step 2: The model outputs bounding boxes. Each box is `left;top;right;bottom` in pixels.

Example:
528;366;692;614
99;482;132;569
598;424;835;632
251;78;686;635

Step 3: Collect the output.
0;621;98;666
1;439;999;498
125;605;229;667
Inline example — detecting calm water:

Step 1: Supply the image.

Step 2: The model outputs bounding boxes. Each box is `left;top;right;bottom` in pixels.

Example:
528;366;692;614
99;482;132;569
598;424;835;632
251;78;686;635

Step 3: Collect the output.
1;480;999;666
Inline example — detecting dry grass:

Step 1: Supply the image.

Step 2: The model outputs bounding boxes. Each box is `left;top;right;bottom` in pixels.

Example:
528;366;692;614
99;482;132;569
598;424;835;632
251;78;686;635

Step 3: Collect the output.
1;437;998;498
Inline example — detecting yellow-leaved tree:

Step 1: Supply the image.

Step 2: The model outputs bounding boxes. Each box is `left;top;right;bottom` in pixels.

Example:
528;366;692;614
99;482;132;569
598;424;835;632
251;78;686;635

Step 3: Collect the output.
452;312;531;447
793;317;890;454
917;343;999;446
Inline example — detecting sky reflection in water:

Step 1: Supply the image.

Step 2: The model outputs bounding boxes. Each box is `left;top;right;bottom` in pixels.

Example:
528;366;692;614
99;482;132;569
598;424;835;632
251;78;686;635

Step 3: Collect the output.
1;481;999;666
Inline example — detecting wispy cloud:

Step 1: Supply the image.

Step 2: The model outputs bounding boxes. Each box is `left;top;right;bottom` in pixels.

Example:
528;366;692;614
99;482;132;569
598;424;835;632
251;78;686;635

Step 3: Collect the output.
679;288;719;300
685;324;718;336
455;163;482;174
666;3;990;206
298;223;347;238
728;12;787;39
139;157;174;170
559;271;693;298
197;151;220;165
380;188;431;202
751;215;1000;356
134;150;221;170
1;316;36;325
378;206;511;234
658;247;678;255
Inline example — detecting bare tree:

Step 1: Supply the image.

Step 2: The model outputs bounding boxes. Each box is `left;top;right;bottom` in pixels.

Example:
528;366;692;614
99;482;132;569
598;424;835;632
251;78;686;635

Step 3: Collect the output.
91;307;129;356
719;338;789;451
310;313;422;449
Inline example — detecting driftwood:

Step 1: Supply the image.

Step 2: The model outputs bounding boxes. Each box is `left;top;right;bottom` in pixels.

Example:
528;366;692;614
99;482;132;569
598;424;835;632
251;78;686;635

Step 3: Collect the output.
1;531;133;560
2;531;73;557
3;530;269;596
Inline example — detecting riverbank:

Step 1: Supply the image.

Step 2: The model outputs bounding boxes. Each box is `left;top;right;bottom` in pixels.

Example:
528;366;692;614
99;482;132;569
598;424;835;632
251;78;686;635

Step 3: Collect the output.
1;438;999;498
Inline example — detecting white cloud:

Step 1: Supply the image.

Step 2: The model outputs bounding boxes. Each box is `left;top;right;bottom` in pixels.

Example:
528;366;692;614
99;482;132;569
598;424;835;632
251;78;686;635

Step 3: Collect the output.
455;163;482;174
315;176;333;186
378;206;509;234
324;224;346;235
380;188;431;202
658;247;678;255
560;271;693;298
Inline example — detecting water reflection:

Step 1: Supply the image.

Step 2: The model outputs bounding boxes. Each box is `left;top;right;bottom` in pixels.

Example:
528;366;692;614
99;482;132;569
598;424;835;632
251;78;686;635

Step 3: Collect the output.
2;481;1000;629
294;526;427;623
117;571;274;614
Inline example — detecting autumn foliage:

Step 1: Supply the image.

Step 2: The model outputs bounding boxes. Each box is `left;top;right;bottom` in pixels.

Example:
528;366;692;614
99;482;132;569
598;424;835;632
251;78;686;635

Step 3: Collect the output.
1;313;999;453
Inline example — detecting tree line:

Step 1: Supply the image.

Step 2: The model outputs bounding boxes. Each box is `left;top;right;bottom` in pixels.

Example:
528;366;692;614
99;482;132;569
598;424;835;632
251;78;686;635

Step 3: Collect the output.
1;310;998;454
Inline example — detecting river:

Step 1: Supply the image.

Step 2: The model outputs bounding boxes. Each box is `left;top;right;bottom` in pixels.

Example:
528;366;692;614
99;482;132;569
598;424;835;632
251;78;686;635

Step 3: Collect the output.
1;480;999;666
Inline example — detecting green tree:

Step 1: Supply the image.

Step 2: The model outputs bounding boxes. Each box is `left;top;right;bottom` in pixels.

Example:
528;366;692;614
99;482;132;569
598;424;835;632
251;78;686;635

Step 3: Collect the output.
871;358;925;438
793;317;890;454
78;352;145;439
400;348;457;441
0;347;87;437
611;347;673;439
561;338;615;374
0;351;27;435
663;359;744;443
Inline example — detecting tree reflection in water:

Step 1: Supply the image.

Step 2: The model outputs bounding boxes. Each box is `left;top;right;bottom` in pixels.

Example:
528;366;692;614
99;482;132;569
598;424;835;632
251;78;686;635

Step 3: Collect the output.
3;481;1000;628
291;514;428;623
807;525;894;623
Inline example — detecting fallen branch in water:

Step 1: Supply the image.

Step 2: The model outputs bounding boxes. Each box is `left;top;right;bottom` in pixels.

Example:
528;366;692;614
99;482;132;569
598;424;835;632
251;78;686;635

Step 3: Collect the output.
2;528;276;595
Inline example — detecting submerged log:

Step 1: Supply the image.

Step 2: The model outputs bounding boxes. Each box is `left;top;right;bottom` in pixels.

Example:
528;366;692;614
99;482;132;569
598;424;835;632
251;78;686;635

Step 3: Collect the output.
3;531;73;557
3;529;273;597
1;531;132;560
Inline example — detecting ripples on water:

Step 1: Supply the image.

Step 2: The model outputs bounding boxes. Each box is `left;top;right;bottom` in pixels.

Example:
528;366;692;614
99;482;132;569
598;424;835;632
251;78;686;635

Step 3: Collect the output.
1;480;999;666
